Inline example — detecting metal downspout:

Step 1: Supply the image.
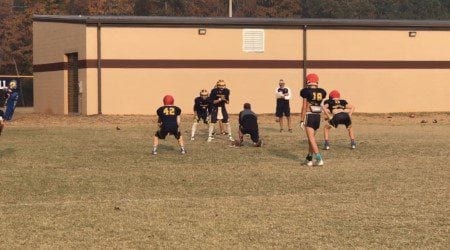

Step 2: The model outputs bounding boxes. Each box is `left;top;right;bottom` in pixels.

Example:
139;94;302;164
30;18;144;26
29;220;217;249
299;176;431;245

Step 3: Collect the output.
302;25;308;87
97;22;102;114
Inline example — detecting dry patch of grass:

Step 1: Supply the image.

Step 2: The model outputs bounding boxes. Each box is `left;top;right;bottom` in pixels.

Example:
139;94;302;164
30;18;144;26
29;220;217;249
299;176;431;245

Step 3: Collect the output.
0;109;449;247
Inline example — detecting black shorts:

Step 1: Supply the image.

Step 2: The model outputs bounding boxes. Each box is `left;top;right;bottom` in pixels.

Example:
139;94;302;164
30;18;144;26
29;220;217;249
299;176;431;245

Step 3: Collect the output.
305;113;321;130
240;127;259;143
329;112;352;128
196;112;209;124
275;105;290;117
155;126;181;140
210;107;229;123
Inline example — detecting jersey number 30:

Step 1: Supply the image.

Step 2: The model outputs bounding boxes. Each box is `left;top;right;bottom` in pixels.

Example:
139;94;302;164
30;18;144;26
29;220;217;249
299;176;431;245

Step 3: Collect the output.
163;107;175;116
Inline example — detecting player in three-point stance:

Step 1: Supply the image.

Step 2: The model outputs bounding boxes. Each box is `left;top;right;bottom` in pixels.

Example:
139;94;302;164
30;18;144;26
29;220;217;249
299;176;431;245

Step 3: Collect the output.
233;103;263;147
300;73;327;166
322;90;356;150
275;79;292;132
152;95;186;155
207;80;234;142
190;89;211;140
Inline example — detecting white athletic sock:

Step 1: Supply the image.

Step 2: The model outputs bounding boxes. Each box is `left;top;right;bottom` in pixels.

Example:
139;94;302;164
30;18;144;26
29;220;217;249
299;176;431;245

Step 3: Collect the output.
191;122;198;138
226;123;232;137
208;123;215;138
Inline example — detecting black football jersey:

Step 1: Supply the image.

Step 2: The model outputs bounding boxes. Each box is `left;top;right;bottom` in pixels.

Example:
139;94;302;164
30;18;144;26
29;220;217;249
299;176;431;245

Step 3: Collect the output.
210;88;230;108
300;87;327;106
193;97;211;114
156;105;181;129
324;99;348;112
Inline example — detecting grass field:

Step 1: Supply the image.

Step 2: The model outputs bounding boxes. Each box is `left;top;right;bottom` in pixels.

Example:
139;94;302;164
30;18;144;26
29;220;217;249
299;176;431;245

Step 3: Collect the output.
1;108;449;248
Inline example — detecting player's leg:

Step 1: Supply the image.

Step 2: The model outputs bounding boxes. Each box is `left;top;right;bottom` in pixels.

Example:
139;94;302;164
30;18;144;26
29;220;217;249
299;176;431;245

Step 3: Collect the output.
174;130;186;154
276;107;283;132
285;106;292;132
305;114;323;166
0;119;4;136
323;123;332;150
236;126;244;146
250;130;262;147
191;116;199;140
222;109;234;141
0;111;4;136
152;132;160;155
208;108;218;142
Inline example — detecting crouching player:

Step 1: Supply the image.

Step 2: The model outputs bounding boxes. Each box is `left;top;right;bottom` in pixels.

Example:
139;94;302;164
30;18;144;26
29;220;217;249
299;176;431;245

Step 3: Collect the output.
300;73;327;166
191;89;210;140
152;95;186;155
323;90;356;149
233;103;262;147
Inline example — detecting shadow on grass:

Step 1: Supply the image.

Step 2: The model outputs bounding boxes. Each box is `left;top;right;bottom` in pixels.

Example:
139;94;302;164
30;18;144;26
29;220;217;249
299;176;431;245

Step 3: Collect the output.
0;148;16;158
269;148;299;162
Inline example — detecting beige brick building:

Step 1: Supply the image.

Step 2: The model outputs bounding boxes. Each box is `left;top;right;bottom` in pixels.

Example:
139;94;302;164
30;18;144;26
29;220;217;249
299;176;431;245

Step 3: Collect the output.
33;16;450;115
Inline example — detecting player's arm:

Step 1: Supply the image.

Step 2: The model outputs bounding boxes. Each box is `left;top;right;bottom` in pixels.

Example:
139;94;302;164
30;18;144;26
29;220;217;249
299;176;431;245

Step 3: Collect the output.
322;102;332;120
300;98;308;122
177;115;181;126
157;117;162;127
346;103;355;116
284;87;291;100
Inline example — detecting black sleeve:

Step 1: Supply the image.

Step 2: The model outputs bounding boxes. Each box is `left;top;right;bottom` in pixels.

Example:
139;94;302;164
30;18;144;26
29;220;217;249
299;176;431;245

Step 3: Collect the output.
176;106;181;116
239;111;243;126
300;88;309;99
193;98;199;112
156;107;162;117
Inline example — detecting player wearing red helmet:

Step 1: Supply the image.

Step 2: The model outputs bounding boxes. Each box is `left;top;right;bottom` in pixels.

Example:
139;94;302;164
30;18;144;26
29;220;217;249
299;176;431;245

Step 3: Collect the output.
152;95;186;155
299;73;327;166
323;90;356;150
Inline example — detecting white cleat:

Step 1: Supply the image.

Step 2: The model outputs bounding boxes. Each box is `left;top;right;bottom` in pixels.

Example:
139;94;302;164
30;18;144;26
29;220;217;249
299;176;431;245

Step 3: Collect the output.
306;161;313;166
314;159;324;166
228;136;235;142
190;137;195;141
152;149;157;155
207;137;214;142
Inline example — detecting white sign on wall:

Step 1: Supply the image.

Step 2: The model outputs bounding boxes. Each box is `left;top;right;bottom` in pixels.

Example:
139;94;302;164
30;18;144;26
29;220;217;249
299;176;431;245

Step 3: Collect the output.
242;29;265;53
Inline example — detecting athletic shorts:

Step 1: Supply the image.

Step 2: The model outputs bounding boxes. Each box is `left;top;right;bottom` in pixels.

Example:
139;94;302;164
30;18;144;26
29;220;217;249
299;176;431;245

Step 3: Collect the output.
196;112;209;124
305;113;321;130
210;107;229;123
155;126;181;140
275;105;290;117
329;112;352;128
240;127;259;143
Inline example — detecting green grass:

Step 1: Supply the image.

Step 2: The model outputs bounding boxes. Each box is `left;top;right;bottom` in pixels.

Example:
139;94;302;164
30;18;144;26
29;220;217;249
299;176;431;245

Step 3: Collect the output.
0;111;449;248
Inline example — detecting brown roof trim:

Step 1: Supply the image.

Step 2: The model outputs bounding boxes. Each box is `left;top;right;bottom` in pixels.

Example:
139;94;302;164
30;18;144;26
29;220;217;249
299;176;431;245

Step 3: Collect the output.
33;15;450;30
33;59;450;72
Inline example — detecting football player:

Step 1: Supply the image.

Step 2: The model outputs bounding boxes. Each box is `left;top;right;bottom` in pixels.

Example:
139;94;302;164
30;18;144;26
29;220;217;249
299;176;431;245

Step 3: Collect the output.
233;103;263;147
323;90;356;149
300;73;327;166
207;80;234;142
275;79;292;132
152;95;186;155
191;89;211;140
0;84;9;136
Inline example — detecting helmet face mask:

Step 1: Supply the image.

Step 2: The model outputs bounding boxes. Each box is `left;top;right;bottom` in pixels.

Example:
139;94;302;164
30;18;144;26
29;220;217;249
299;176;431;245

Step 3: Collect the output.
216;79;226;89
200;89;208;99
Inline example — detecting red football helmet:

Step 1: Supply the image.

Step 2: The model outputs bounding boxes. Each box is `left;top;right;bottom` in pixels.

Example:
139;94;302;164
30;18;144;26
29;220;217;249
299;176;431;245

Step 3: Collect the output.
329;90;341;99
163;95;174;105
306;73;319;85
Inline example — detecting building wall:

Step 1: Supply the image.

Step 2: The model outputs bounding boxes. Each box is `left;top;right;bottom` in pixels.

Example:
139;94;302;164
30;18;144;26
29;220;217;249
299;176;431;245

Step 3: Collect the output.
33;21;450;115
33;22;86;114
308;29;450;112
99;27;303;115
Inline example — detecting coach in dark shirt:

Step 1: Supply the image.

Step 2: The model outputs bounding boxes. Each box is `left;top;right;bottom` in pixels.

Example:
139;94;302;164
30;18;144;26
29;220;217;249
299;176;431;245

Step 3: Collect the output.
236;103;263;147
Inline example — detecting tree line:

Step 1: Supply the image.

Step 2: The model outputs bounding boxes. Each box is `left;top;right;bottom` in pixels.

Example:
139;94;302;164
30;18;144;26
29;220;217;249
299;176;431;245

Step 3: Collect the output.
0;0;449;75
